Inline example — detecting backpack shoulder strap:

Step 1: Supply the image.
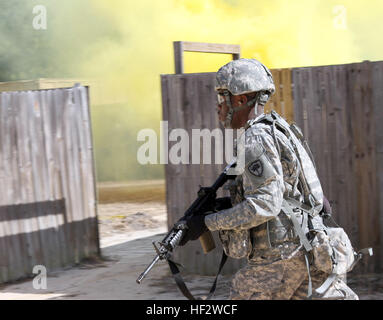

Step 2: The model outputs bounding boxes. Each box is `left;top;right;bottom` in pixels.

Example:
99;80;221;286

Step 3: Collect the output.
270;111;318;170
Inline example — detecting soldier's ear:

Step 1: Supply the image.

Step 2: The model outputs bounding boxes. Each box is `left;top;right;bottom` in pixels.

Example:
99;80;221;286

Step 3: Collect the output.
238;95;248;106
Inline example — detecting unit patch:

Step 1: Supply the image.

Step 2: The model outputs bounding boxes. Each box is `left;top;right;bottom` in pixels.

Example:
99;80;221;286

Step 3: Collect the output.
248;160;263;177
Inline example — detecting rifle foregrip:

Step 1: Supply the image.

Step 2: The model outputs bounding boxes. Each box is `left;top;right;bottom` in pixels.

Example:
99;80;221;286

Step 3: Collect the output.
199;231;216;254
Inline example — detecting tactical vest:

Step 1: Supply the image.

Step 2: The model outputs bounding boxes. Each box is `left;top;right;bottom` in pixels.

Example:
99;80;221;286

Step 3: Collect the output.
251;110;323;214
220;111;325;261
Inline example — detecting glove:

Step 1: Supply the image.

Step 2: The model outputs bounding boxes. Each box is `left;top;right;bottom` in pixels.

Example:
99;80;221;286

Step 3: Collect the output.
214;197;232;211
178;215;208;246
322;196;332;217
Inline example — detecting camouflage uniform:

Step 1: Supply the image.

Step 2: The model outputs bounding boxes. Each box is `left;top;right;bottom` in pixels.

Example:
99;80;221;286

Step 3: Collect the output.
205;118;358;300
204;58;358;300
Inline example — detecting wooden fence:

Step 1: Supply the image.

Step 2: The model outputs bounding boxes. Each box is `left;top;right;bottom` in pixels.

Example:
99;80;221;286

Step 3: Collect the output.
161;61;383;275
161;73;245;275
292;61;383;273
267;69;294;123
0;85;100;283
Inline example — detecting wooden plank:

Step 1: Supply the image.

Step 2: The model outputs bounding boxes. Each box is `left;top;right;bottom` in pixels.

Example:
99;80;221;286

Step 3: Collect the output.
303;68;319;169
12;92;32;278
0;93;15;282
182;41;240;55
16;92;42;279
184;74;198;207
174;41;240;74
44;89;68;267
279;69;286;118
27;91;51;269
340;65;359;245
292;68;304;129
40;90;64;270
0;94;7;281
166;75;181;227
5;93;22;280
167;74;189;267
176;74;195;271
328;65;348;231
79;86;99;255
18;92;38;275
69;87;87;261
271;68;293;122
173;42;184;74
342;64;357;242
186;74;204;273
337;64;352;236
317;67;329;196
160;75;171;230
268;69;281;115
199;74;218;274
344;62;378;272
165;75;178;230
349;63;364;250
281;69;294;123
359;61;378;271
173;75;185;221
35;91;57;271
0;80;40;93
75;86;91;257
62;89;81;263
372;61;383;271
190;74;206;274
301;68;310;141
167;75;177;229
323;65;345;233
49;89;70;266
53;88;76;264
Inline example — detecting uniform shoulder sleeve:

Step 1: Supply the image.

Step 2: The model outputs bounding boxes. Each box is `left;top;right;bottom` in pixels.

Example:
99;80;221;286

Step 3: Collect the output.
205;125;285;231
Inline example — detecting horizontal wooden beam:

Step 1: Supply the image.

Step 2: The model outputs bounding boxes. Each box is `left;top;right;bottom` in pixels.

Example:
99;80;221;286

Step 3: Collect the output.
182;41;240;54
173;41;241;74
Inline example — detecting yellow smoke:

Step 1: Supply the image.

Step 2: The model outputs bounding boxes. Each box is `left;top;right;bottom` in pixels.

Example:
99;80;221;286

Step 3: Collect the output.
57;0;382;180
81;0;383;105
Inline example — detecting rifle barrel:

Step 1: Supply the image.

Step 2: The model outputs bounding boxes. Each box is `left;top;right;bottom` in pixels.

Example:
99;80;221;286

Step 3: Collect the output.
136;254;160;284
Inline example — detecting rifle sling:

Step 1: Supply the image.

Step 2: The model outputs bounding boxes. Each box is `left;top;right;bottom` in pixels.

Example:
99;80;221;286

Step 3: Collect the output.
167;250;228;300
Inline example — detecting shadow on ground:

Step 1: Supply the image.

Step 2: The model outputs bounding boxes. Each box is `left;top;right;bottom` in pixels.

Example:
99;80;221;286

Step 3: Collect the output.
0;231;382;300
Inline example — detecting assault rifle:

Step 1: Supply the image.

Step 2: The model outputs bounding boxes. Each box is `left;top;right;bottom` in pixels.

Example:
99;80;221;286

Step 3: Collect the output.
136;160;236;289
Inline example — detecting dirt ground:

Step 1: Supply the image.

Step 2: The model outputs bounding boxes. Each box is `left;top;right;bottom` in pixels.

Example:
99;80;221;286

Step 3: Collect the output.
0;180;382;300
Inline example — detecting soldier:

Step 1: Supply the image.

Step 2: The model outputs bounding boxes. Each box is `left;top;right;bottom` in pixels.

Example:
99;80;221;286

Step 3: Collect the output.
180;58;359;300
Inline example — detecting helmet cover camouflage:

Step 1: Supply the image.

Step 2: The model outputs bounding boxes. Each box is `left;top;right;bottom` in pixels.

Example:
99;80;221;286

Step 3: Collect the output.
215;58;275;96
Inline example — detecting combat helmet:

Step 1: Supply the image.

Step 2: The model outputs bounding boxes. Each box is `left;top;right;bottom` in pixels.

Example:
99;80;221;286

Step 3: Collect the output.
215;58;275;127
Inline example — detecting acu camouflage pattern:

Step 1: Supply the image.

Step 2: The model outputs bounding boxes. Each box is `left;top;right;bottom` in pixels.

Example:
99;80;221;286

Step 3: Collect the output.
230;255;358;300
205;117;310;260
229;247;358;300
204;112;359;300
311;227;356;275
215;59;275;96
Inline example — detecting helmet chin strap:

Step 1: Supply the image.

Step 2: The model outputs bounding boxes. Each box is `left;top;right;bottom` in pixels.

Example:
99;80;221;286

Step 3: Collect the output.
222;91;259;128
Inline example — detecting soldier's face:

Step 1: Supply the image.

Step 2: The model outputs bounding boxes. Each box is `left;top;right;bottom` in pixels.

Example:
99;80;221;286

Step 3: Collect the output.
217;93;250;128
